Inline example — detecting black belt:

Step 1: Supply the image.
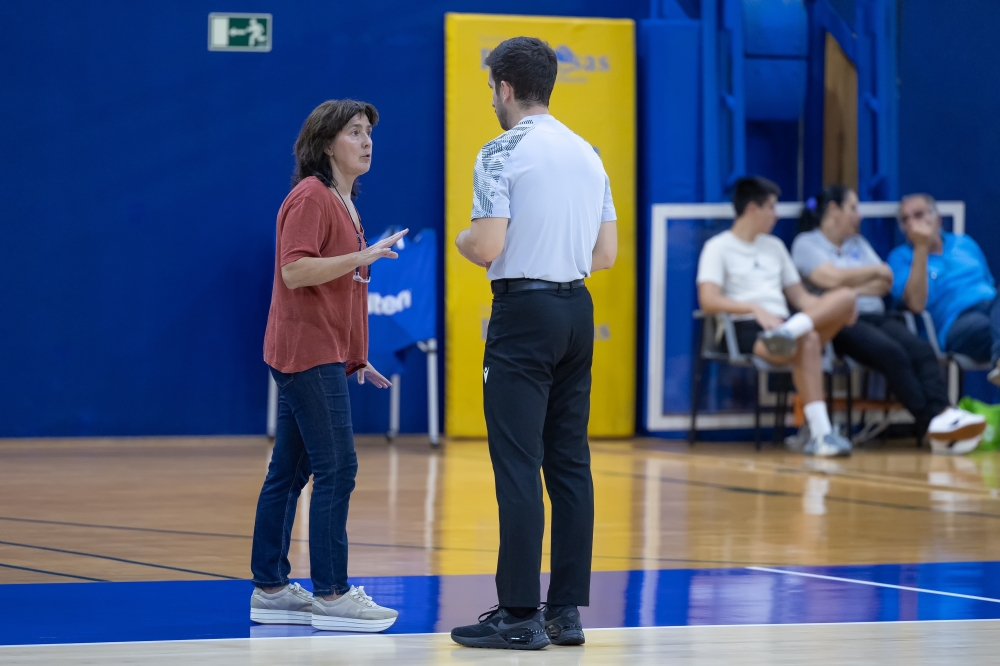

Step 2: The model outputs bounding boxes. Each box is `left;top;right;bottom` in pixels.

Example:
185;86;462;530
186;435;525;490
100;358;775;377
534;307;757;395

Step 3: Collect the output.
491;278;585;294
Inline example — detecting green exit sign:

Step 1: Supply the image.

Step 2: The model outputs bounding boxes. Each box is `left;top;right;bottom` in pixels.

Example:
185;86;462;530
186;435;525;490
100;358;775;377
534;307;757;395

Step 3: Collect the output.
208;13;272;52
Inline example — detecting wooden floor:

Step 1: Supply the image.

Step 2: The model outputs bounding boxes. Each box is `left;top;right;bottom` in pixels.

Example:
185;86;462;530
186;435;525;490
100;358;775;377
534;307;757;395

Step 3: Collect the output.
4;621;1000;665
2;435;1000;584
4;435;1000;663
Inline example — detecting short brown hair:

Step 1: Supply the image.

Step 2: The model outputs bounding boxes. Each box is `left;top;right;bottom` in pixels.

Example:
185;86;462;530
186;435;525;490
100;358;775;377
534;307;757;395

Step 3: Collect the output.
292;99;379;198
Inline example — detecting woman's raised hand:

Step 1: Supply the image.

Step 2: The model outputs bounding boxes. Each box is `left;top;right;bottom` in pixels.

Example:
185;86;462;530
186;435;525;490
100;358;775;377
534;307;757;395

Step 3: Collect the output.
358;229;409;266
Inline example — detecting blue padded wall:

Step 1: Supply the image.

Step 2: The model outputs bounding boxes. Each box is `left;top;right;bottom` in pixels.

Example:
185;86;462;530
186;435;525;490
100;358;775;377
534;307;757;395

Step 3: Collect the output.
899;0;1000;403
743;0;807;121
638;18;701;429
0;0;647;437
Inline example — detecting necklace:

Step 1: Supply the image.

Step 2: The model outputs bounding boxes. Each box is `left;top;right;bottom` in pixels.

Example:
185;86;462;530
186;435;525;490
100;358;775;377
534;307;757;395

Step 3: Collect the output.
328;184;360;231
321;179;370;284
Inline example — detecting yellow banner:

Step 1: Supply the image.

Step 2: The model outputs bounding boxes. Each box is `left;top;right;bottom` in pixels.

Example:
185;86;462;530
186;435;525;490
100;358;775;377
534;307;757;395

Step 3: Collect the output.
445;13;635;437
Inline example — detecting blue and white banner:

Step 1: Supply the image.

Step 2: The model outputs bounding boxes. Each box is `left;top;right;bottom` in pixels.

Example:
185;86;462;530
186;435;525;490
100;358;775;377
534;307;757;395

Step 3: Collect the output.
367;228;438;376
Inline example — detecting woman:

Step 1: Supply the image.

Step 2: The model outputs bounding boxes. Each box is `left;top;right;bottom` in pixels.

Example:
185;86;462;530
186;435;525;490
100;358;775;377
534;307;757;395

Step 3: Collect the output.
249;99;407;631
791;185;984;453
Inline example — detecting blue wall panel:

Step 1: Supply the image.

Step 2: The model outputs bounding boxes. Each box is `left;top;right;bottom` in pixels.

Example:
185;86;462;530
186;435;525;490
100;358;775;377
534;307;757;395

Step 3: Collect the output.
0;0;646;437
899;0;1000;403
637;19;701;426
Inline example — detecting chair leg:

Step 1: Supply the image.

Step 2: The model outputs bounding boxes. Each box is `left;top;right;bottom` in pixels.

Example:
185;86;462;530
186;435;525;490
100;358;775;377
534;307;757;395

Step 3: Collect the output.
845;368;853;439
773;389;787;445
825;372;834;424
859;369;869;431
755;371;762;451
689;358;703;445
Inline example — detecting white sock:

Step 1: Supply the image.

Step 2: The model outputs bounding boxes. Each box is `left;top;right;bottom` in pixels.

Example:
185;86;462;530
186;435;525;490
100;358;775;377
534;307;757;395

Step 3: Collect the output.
804;401;832;439
778;312;815;339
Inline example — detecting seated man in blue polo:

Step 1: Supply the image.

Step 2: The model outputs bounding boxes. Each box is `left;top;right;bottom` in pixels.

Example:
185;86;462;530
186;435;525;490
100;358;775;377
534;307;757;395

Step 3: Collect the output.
889;194;1000;386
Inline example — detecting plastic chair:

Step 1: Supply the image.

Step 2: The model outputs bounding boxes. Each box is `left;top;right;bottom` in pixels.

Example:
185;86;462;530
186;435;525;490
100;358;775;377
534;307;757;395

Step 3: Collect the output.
688;311;794;450
905;311;992;399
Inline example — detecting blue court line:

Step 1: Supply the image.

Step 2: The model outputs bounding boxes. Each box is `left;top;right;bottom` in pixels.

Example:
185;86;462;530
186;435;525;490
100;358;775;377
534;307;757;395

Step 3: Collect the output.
0;562;106;582
4;561;1000;646
0;540;239;580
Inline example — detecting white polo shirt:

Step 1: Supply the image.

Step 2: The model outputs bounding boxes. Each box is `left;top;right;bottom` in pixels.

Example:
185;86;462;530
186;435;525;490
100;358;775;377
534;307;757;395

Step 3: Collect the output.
471;114;616;282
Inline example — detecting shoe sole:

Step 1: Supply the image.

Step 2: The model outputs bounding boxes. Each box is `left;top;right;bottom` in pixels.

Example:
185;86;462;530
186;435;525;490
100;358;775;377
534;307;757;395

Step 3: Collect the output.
929;421;987;441
930;439;981;455
451;633;550;650
250;609;312;625
760;334;797;359
311;615;397;632
547;627;585;646
805;444;842;458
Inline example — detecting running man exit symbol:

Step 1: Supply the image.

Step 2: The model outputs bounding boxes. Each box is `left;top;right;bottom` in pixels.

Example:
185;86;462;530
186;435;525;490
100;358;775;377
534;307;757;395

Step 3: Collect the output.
208;13;272;52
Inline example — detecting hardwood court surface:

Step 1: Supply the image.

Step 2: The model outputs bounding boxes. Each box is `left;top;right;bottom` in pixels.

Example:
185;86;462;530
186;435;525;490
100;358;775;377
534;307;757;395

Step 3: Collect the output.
3;621;1000;665
2;435;1000;584
3;435;1000;663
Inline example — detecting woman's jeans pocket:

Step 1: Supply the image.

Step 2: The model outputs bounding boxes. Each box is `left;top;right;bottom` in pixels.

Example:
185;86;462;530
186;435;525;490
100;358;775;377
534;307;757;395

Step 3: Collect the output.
269;366;294;388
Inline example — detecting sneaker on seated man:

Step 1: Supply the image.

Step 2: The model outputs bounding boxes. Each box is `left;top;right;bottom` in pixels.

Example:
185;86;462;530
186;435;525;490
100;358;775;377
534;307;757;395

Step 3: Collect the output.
791;185;986;449
890;193;1000;386
697;176;859;457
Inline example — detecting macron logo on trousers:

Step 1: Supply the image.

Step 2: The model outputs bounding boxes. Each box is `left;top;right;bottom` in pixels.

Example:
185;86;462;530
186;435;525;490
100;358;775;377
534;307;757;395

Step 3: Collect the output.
484;367;489;384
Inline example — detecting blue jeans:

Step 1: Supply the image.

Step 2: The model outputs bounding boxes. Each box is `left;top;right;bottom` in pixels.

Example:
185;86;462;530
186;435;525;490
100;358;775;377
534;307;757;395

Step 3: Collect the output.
250;362;358;596
945;297;1000;366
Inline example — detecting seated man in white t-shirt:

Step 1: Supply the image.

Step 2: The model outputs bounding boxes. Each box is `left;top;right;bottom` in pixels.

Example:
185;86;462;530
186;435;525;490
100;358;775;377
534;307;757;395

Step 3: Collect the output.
696;176;858;456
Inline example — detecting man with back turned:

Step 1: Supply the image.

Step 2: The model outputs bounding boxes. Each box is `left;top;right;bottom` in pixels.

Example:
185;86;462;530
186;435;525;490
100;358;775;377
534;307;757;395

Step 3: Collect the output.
450;36;618;651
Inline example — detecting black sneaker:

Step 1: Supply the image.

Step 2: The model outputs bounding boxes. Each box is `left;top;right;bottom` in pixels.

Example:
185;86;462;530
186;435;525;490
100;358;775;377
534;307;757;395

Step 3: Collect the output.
543;604;585;645
450;606;550;650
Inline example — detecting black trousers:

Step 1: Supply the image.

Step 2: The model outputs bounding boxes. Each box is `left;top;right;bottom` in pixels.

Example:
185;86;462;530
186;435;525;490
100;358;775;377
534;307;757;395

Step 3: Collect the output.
833;313;949;434
483;286;595;609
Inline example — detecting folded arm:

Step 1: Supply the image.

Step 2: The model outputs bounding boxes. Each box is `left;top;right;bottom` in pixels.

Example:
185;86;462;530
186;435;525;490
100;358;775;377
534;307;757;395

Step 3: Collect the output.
807;262;892;290
855;276;892;297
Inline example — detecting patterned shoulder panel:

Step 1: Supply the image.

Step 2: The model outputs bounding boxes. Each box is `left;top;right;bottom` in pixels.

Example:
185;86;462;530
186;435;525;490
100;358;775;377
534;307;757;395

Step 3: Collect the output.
471;118;536;218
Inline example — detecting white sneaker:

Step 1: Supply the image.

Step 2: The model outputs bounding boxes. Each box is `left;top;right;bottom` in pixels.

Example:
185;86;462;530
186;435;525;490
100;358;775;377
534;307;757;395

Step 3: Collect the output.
250;582;313;625
930;436;981;455
312;585;399;632
988;360;1000;387
803;432;852;457
784;424;810;452
928;407;987;441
